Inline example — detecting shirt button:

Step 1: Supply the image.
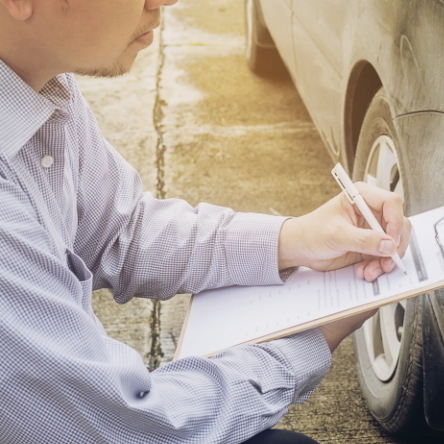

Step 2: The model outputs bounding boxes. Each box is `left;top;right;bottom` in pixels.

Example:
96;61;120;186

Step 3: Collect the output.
41;155;54;168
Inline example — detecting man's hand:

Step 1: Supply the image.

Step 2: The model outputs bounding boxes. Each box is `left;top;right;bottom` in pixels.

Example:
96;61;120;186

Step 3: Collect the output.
319;308;378;352
279;182;411;282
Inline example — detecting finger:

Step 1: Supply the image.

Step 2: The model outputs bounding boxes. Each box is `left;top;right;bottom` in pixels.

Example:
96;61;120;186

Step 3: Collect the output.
336;224;396;258
379;219;411;272
355;260;366;280
379;219;411;273
354;182;405;239
380;256;396;273
396;218;412;258
383;196;406;242
357;258;385;282
357;253;400;281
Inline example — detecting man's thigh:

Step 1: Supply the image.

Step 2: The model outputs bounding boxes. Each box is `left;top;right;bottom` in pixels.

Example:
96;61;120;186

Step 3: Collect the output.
242;429;320;444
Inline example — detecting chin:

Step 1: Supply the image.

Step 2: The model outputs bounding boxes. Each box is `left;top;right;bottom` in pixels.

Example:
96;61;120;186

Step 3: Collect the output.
74;45;141;79
74;60;133;79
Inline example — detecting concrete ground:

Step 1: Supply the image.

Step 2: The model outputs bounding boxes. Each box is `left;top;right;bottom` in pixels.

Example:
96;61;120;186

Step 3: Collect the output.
76;1;410;443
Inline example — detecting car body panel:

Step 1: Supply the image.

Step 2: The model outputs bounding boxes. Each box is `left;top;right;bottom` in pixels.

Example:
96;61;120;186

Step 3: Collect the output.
292;0;346;76
260;0;444;165
259;0;296;75
393;112;444;216
290;0;346;159
345;1;444;117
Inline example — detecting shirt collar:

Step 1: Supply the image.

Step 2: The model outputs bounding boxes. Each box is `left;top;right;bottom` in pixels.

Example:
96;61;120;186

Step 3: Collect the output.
0;59;72;159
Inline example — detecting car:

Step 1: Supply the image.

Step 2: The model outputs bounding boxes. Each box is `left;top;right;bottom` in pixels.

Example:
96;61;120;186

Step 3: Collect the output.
244;0;444;436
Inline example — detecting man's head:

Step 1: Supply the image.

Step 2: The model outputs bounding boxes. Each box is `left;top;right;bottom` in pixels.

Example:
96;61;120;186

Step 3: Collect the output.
0;0;178;91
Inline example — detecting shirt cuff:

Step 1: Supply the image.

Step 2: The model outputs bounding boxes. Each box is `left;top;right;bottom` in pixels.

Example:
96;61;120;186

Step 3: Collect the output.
224;213;291;286
271;328;332;404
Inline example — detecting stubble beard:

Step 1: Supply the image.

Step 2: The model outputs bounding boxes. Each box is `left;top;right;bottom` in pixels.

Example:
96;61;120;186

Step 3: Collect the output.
74;60;129;79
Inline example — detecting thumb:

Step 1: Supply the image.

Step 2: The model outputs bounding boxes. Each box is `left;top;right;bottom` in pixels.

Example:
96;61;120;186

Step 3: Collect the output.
337;225;396;257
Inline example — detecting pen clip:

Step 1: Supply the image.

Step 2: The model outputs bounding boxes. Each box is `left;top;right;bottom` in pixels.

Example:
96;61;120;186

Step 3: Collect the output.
331;170;355;205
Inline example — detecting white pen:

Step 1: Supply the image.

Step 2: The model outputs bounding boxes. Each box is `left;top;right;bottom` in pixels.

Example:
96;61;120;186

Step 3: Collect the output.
331;163;407;275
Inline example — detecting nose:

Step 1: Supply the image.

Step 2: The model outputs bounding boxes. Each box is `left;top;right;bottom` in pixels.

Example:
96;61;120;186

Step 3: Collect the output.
144;0;179;10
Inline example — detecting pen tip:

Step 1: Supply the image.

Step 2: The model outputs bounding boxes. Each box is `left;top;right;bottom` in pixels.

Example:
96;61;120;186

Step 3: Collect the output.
404;271;408;275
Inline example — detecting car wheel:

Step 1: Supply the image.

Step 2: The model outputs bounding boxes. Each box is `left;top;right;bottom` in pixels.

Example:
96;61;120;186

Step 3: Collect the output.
352;87;432;435
244;0;286;76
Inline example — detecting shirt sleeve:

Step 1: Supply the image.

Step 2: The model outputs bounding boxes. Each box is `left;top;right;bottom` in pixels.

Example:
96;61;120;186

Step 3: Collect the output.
0;176;332;443
72;93;289;302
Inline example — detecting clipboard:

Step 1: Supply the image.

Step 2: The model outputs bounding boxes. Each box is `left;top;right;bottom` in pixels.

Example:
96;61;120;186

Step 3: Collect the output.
174;206;444;360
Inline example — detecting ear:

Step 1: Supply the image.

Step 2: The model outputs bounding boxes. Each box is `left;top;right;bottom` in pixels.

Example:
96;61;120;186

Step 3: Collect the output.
0;0;33;21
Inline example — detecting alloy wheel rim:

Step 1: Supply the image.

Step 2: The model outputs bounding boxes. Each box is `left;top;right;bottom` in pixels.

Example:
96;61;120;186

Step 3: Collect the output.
362;135;405;382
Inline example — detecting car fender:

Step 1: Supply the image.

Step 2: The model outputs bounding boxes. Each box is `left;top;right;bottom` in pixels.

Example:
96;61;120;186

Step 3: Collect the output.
393;112;444;216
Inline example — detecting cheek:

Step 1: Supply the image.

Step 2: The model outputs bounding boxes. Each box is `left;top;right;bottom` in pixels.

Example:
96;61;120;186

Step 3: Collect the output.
62;1;145;61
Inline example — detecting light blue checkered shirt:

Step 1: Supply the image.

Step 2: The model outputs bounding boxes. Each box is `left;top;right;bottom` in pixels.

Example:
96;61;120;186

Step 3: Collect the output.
0;60;331;444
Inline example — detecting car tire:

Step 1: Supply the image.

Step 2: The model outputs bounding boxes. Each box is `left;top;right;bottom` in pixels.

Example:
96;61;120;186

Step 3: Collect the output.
244;0;286;77
352;87;434;436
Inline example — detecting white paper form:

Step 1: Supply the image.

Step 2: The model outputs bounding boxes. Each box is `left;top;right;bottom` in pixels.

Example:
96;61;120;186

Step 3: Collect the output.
178;207;444;359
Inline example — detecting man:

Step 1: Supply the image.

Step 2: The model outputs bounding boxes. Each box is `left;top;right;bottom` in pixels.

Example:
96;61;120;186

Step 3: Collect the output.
0;0;411;443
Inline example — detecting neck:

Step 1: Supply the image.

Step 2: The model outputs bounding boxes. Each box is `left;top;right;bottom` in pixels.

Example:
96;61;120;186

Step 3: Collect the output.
0;13;61;91
0;52;59;92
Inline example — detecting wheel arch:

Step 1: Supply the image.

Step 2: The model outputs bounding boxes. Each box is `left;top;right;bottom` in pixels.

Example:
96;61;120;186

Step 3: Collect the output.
344;62;382;172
